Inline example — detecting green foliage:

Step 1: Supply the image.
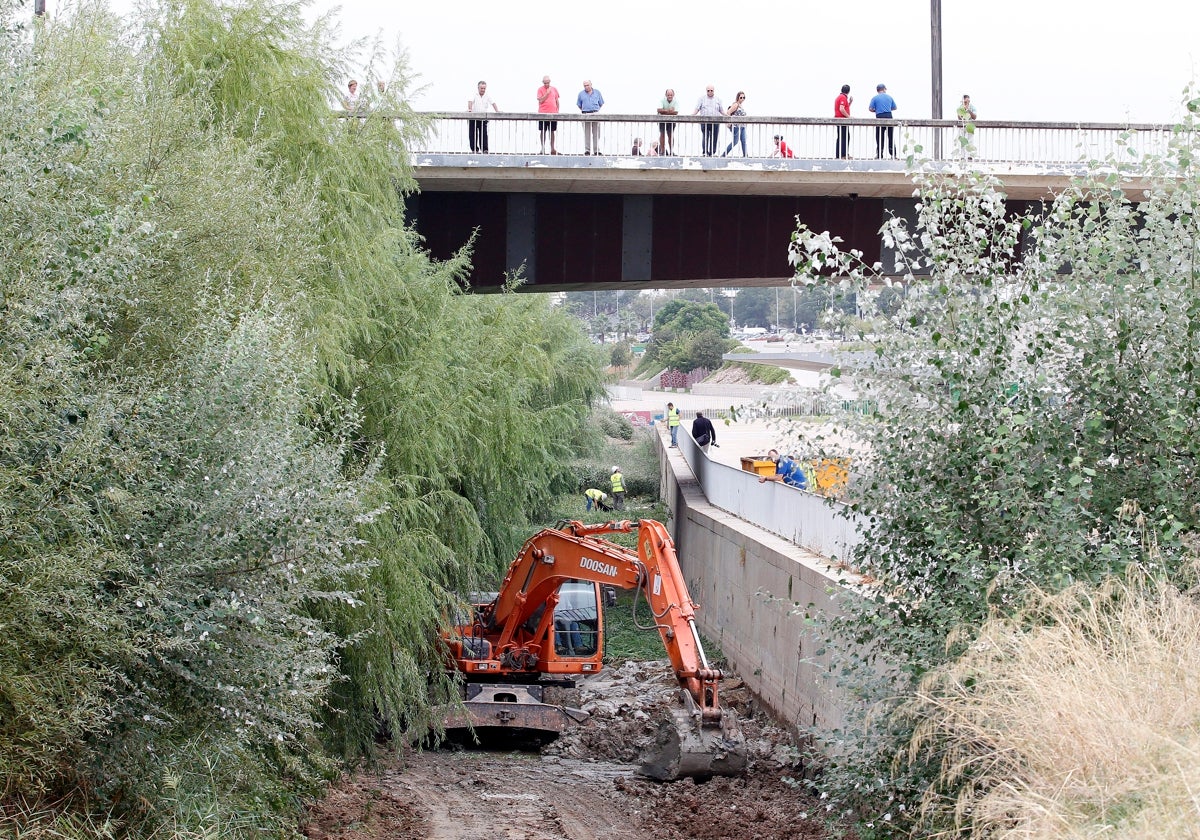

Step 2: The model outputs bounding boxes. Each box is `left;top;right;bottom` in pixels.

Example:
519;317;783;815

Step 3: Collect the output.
610;341;633;367
641;300;736;373
603;590;674;662
728;287;775;328
652;299;730;337
723;358;792;385
789;105;1200;834
146;0;604;760
1;0;606;835
594;405;635;441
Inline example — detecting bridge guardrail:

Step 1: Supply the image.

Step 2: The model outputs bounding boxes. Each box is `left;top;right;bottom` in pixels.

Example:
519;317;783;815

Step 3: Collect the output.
384;111;1181;166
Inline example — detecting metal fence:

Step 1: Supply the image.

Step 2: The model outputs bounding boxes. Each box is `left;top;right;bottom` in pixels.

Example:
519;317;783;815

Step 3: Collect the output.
397;111;1181;166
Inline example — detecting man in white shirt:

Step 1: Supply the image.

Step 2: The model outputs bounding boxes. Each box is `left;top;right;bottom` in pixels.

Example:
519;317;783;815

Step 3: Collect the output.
693;85;724;157
467;80;499;153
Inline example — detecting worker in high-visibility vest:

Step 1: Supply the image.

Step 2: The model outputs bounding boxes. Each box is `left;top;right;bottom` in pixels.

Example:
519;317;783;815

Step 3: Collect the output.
583;488;612;512
666;402;681;448
610;466;625;511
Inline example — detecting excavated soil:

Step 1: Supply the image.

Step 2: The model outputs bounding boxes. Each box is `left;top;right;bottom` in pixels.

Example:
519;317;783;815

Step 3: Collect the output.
303;662;843;840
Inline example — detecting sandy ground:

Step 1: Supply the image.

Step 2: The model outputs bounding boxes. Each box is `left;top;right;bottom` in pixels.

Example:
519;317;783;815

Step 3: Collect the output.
303;662;844;840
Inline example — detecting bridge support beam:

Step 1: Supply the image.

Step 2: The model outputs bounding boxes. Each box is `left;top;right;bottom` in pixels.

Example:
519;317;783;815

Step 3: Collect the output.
407;192;891;292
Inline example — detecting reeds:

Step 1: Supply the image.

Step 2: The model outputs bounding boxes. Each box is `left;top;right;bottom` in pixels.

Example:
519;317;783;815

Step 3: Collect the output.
903;570;1200;838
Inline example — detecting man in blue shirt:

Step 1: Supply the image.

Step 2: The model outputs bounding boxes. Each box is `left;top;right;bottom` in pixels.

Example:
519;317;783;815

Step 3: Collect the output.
758;450;807;490
577;79;605;155
868;83;898;159
780;455;808;489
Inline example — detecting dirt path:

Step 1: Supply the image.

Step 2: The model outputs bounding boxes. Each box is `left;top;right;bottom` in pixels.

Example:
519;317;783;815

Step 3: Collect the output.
305;748;832;840
304;662;839;840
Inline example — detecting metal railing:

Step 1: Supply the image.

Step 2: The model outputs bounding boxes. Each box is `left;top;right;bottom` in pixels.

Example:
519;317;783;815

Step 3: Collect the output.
397;112;1182;166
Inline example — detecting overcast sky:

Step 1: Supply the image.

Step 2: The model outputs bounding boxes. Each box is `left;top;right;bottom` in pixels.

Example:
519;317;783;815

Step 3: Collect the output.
305;0;1199;124
48;1;1199;124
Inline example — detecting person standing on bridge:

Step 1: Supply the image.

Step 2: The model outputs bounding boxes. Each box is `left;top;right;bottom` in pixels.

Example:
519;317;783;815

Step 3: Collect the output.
467;80;499;153
957;94;978;158
834;84;852;159
721;91;748;157
536;75;560;155
666;401;681;447
577;79;605;155
657;89;679;156
868;83;898;159
610;466;626;510
343;79;359;111
691;412;717;453
694;85;724;156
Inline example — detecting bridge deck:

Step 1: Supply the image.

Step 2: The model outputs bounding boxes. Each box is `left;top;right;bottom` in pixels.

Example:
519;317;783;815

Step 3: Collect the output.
413;152;1122;201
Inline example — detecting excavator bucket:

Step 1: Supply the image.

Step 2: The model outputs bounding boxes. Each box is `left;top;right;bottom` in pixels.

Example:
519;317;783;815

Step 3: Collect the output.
639;698;748;781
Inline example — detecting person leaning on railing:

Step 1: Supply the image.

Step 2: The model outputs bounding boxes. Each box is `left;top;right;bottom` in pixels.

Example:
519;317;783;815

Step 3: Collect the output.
722;91;748;157
657;88;679;155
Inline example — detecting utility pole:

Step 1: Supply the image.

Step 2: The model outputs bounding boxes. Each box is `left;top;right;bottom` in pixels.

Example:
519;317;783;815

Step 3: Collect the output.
35;0;46;15
931;0;943;159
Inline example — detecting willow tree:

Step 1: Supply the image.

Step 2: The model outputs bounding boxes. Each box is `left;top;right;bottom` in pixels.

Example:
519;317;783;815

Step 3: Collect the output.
788;102;1200;835
148;0;604;757
2;0;602;834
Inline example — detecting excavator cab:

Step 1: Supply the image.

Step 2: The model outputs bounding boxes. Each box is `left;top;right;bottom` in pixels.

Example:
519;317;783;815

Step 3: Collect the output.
551;581;600;658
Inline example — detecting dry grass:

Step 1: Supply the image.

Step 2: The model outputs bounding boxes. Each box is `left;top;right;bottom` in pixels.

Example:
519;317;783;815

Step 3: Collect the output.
902;570;1200;839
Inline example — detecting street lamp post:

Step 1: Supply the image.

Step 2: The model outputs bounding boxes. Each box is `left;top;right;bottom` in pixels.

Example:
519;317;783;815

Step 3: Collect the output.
931;0;943;159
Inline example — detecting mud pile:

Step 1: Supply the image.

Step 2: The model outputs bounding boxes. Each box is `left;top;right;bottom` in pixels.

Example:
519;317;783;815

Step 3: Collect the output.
545;660;798;770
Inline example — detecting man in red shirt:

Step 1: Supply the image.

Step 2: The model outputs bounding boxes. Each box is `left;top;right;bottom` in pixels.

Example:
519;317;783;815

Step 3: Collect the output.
536;75;560;155
834;84;852;159
772;135;795;158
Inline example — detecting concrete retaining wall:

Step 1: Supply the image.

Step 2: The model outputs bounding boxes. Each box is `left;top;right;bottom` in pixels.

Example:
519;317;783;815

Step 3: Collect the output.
658;432;856;733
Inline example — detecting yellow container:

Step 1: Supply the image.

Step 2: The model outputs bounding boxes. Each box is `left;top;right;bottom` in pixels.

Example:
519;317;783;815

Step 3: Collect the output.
741;457;777;477
814;458;851;497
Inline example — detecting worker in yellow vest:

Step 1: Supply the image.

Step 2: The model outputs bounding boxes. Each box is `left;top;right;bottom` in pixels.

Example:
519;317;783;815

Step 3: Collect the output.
666;402;681;448
583;487;612;512
610;466;625;511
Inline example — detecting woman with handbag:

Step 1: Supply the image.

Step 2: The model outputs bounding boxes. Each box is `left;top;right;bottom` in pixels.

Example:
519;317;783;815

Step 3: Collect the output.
721;91;748;157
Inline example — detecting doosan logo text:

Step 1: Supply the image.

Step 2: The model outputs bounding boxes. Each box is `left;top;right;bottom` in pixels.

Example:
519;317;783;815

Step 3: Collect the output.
579;557;618;577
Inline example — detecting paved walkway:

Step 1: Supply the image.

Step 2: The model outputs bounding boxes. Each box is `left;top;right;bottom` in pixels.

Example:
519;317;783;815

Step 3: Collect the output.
607;385;807;470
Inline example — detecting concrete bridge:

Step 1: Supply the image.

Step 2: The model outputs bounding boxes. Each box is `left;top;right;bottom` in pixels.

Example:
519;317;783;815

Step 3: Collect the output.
405;112;1171;292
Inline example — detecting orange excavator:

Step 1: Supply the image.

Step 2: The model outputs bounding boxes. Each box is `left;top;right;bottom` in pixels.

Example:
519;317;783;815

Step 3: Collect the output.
440;518;747;780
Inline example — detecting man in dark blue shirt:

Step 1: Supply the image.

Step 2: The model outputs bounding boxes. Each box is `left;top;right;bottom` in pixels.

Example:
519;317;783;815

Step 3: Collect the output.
691;411;717;453
868;83;898;159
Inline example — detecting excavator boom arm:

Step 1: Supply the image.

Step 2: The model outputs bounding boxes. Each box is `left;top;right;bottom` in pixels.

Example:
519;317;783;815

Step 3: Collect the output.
482;519;722;721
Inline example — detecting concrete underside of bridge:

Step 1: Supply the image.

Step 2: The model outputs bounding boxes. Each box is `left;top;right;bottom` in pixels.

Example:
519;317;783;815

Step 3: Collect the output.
409;160;1048;292
406;190;892;292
